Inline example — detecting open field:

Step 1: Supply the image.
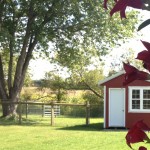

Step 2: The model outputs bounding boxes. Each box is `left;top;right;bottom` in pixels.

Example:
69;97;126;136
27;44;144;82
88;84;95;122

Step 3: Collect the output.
0;116;150;150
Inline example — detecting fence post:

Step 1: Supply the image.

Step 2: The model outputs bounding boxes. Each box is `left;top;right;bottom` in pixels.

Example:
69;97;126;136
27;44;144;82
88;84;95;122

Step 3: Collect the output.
19;101;22;125
42;104;44;117
25;100;28;119
51;102;54;126
86;101;90;125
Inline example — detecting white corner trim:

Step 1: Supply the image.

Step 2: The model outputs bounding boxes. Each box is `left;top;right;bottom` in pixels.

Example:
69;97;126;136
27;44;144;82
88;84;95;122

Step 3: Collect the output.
103;86;106;128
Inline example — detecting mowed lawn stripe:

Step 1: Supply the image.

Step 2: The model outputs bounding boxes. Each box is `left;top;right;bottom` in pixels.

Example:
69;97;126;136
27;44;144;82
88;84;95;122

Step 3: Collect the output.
0;117;150;150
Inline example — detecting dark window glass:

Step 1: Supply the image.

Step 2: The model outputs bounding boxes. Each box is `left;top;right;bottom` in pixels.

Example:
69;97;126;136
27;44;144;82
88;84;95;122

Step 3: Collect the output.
143;90;150;99
132;100;140;109
132;90;140;99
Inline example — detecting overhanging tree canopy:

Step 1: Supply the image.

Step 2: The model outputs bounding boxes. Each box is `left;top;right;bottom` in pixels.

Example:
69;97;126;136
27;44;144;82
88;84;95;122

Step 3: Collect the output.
0;0;139;117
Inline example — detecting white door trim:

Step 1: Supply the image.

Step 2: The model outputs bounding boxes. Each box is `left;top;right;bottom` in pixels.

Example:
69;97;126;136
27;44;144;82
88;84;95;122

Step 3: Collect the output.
109;88;125;127
103;86;106;128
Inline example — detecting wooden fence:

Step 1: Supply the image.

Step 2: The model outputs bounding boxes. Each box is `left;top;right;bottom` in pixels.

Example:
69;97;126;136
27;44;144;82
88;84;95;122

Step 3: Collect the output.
0;101;91;126
43;105;60;117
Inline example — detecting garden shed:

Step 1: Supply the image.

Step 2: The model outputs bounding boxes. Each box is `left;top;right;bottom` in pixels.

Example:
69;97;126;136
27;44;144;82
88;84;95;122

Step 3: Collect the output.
99;70;150;129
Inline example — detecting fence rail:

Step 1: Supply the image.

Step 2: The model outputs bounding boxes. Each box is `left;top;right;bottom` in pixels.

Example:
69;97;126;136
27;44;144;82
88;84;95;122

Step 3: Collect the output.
0;101;92;126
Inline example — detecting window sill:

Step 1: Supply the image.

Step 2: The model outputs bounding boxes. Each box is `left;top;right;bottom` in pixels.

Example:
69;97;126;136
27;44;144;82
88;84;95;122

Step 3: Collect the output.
128;110;150;113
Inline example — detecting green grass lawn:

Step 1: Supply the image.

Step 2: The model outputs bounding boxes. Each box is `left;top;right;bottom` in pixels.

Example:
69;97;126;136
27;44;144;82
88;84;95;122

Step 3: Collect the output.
0;116;150;150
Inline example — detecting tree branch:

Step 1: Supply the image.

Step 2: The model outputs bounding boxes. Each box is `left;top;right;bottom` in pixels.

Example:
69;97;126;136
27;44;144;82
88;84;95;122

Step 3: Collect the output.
19;36;37;93
78;71;103;99
0;0;5;31
12;2;36;98
8;3;17;95
35;0;59;34
0;55;8;99
83;80;103;99
8;37;14;95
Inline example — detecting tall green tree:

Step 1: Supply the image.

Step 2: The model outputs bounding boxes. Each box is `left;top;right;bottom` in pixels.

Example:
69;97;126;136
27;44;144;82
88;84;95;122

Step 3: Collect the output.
0;0;139;117
40;72;66;102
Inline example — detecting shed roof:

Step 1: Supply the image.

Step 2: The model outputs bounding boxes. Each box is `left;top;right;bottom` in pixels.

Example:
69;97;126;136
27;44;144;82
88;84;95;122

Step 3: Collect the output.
99;70;125;85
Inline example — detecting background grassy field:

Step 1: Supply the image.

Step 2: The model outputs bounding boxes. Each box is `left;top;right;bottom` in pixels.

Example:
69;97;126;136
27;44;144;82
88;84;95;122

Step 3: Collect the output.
0;116;150;150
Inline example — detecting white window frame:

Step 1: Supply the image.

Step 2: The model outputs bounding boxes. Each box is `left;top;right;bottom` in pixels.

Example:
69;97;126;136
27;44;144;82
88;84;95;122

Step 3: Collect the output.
129;86;150;113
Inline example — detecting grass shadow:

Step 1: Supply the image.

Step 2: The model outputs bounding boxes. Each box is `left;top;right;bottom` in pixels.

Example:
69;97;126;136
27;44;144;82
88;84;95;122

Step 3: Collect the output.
0;116;104;129
0;117;51;127
58;122;104;131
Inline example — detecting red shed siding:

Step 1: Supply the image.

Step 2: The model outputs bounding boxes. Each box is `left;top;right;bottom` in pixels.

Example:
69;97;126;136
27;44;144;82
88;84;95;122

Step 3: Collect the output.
101;73;150;128
101;74;125;87
128;80;150;86
126;113;150;128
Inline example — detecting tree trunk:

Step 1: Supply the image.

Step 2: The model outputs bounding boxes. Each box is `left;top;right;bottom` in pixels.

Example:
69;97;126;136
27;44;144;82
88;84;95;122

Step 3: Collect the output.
1;103;10;117
1;97;18;118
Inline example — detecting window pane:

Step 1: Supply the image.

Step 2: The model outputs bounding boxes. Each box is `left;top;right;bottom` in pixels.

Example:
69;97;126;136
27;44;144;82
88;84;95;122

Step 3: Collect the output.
132;100;140;109
143;100;150;109
143;90;150;99
132;90;140;99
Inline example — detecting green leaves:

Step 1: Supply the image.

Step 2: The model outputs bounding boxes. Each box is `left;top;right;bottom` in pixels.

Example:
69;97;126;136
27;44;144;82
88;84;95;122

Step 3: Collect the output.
138;19;150;31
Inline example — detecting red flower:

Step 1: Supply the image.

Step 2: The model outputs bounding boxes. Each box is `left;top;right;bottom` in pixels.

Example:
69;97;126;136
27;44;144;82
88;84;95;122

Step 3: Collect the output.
136;41;150;72
126;120;150;149
126;127;148;149
139;146;147;150
141;40;150;51
134;120;150;131
123;62;150;85
103;0;109;9
110;0;143;18
137;50;150;63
